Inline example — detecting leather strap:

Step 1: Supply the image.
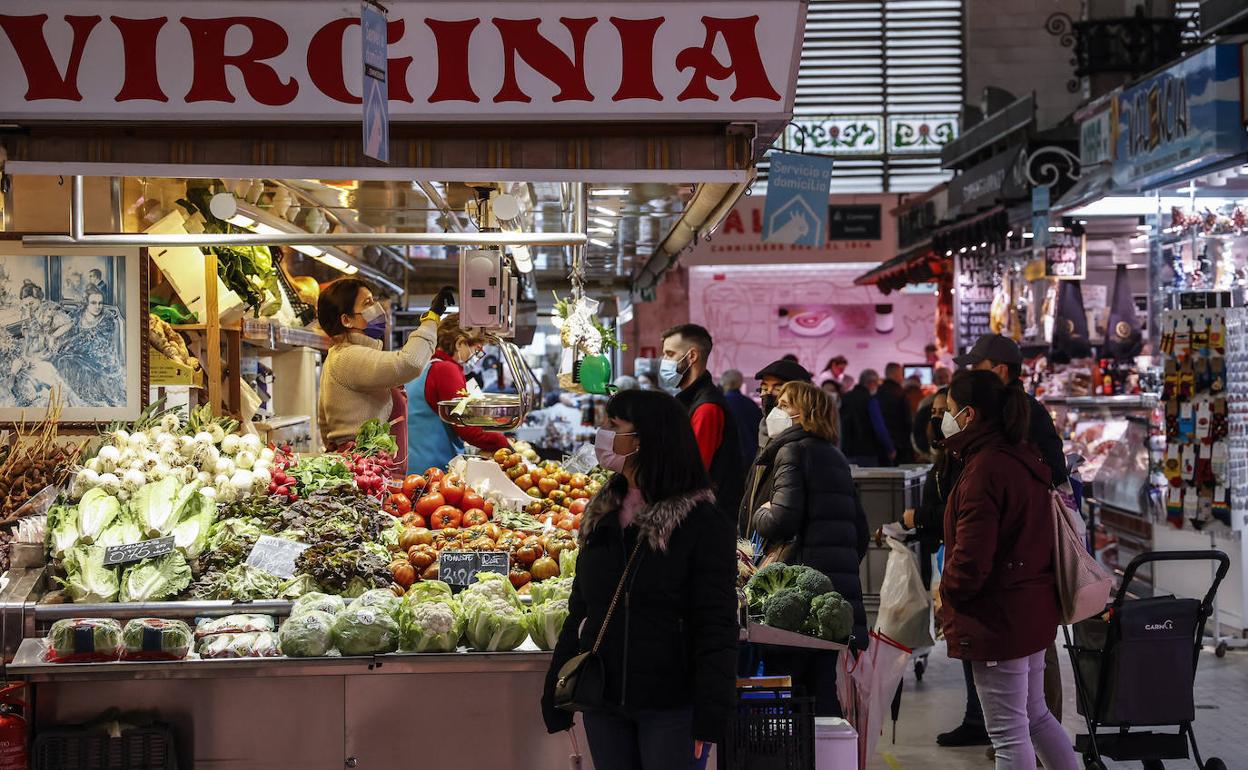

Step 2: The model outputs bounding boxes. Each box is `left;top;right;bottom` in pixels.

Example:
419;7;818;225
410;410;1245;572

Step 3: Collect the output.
590;539;644;655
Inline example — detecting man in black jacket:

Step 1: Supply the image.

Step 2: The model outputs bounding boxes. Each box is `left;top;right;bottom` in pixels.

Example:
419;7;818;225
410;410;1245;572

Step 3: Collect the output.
839;370;895;466
875;362;914;465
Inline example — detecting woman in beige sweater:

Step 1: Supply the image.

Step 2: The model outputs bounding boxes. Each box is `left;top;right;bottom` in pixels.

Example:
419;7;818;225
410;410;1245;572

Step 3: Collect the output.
316;278;453;451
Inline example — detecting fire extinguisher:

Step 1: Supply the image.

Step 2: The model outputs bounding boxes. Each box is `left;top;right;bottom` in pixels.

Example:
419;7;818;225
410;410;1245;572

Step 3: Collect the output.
0;682;27;770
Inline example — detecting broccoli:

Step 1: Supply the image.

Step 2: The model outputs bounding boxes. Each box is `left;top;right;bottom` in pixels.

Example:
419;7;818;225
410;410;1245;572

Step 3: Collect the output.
763;587;811;632
745;562;799;614
805;591;854;643
787;565;834;600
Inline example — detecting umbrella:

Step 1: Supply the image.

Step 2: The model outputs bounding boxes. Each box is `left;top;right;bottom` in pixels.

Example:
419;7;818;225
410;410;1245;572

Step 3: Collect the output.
837;631;912;768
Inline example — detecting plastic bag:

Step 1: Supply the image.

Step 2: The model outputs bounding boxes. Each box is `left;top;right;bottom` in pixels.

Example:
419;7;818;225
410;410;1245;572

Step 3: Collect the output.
291;591;344;618
333;606;399;655
875;538;934;650
198;631;282;659
121;618;193;661
194;614;275;639
45;618;123;663
279;611;336;657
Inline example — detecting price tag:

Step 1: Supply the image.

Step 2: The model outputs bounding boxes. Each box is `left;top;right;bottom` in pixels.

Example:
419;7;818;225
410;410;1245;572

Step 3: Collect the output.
245;535;310;578
438;551;510;587
103;536;176;566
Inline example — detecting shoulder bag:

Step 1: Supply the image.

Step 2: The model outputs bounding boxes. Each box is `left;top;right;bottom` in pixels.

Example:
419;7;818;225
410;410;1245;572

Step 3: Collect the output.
1051;489;1113;624
554;538;644;713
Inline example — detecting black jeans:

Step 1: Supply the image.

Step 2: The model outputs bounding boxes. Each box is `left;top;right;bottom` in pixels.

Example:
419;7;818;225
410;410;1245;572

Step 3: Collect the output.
583;708;696;770
963;659;985;726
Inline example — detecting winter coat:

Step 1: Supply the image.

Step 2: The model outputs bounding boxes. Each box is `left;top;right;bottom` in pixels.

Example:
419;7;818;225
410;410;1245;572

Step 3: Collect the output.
839;385;885;463
940;423;1061;662
1027;393;1068;486
875;380;914;464
541;481;739;743
749;427;870;647
676;372;745;517
724;388;762;469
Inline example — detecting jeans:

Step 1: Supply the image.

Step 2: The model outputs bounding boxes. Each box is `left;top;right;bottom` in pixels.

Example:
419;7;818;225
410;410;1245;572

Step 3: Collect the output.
583;708;698;770
972;650;1078;770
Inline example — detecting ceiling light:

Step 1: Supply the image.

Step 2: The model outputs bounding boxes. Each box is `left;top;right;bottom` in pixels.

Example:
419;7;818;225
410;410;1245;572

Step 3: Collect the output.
980;241;988;248
592;218;615;228
1131;247;1148;253
1023;232;1034;238
945;250;953;257
589;238;611;247
593;206;616;216
1048;226;1065;233
294;245;325;258
959;247;968;253
591;188;630;197
1006;230;1014;238
510;245;533;273
316;253;356;274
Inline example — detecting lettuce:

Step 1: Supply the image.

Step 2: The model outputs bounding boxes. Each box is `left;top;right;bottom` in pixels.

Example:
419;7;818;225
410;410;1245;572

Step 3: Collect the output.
76;488;121;545
523;598;569;651
47;504;80;560
173;507;214;560
528;577;573;606
279;610;336;657
119;552;192;602
559;547;578;579
349;588;400;617
97;514;142;551
291;591;345;618
134;477;184;538
277;574;318;600
58;545;119;603
404;580;454;607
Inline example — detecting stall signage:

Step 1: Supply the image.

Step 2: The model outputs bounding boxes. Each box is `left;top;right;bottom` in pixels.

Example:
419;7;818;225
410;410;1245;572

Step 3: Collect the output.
438;551;510;586
1079;104;1115;167
360;0;389;162
947;146;1026;217
103;536;176;566
1112;43;1248;190
246;535;310;578
1044;239;1086;280
828;205;881;240
0;1;805;122
762;152;835;247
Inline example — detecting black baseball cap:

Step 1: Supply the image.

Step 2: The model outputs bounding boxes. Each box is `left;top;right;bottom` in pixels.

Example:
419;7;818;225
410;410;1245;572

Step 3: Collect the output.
953;334;1023;367
754;360;813;383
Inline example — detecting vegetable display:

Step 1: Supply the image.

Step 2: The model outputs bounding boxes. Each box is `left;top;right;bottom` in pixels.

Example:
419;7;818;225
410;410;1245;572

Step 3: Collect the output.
745;562;855;643
279;610;336;657
333;605;400;655
121;618;193;661
46;618;123;663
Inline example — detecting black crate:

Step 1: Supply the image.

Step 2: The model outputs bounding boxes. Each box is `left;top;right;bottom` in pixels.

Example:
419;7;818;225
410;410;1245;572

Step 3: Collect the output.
32;725;177;770
722;687;815;770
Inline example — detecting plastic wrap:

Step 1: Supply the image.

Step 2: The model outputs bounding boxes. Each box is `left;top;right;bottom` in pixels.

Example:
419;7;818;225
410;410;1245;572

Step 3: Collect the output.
121;618;193;661
45;618;123;663
197;631;282;659
279;611;336;657
194;613;276;639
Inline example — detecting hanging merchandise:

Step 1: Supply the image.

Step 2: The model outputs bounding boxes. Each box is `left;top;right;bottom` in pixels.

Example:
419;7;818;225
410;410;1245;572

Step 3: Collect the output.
1051;280;1092;361
1102;265;1143;361
551;294;624;395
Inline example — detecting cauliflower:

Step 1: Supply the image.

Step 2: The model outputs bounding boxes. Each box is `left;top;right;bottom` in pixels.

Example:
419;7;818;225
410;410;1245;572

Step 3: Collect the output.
399;600;464;653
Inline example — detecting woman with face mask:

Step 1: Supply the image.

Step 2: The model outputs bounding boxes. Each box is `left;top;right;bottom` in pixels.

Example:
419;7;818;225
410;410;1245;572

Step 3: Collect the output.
747;381;869;716
405;313;511;474
316;279;453;460
541;389;738;770
939;370;1077;770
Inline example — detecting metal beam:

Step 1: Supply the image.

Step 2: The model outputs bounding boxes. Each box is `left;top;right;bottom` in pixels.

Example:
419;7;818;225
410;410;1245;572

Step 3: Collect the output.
23;231;587;249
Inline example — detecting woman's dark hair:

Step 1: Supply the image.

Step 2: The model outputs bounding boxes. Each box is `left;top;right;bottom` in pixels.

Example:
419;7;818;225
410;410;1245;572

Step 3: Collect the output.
20;281;42;301
83;284;104;302
606;389;710;503
317;278;370;337
948;370;1030;445
927;387;949;472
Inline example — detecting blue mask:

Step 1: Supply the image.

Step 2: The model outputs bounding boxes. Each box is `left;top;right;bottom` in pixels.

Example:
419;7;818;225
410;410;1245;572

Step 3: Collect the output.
658;350;690;393
358;303;386;341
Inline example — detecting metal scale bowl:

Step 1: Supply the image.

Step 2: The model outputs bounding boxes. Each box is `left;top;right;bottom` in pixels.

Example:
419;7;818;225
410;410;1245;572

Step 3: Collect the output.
437;334;540;432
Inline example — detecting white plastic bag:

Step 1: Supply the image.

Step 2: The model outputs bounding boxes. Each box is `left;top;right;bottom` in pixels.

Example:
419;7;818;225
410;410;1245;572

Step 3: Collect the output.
875;538;934;650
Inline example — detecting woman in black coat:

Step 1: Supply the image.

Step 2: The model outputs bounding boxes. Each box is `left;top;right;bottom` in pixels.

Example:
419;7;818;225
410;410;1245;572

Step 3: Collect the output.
749;381;869;715
541;389;739;770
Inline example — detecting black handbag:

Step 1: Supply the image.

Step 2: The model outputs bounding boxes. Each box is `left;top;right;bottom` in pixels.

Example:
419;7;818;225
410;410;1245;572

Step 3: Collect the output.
554;539;644;713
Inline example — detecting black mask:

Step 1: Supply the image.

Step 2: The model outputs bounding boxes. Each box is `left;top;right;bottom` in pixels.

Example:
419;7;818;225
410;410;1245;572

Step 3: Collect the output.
761;394;778;415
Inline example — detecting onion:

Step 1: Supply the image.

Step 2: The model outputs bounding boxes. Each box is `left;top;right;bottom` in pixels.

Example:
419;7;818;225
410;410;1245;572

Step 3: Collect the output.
229;469;255;491
241;434;263;453
235;450;256;470
193;432;214;446
221;434;241;455
97;473;121;494
122;469;146;491
199;486;218;501
259;447;275;463
85;457;102;473
207;424;226;444
160;414;181;433
97;445;121;465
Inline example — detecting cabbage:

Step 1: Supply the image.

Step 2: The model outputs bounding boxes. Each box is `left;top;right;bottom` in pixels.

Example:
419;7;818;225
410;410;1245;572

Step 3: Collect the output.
523;598;569;651
135;477;195;538
463;596;528;652
398;598;463;653
119;552;192;602
47;504;80;559
97;514;142;551
559;548;578;579
292;591;345;618
279;610;336;657
47;618;122;662
121;618;192;660
333;606;399;655
58;545;119;603
528;577;573;606
172;507;214;560
76;488;121;544
403;580;454;607
349;588;400;616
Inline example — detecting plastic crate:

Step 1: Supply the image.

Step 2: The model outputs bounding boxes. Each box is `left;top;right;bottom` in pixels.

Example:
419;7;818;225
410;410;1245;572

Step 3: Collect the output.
32;725;177;770
722;686;814;770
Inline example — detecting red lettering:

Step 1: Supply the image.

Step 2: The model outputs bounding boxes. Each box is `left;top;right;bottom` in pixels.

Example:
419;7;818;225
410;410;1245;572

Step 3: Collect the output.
112;17;168;102
493;17;595;103
0;14;100;101
675;16;780;102
385;19;414;103
751;206;763;233
308;18;412;104
426;18;480;103
610;17;662;101
182;16;298;105
722;210;744;234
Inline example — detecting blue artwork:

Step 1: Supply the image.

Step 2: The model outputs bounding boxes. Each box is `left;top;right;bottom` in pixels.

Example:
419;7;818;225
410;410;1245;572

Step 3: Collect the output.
762;152;834;246
0;254;127;409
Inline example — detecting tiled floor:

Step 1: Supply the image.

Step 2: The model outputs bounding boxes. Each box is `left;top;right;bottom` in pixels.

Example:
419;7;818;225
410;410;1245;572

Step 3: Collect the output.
864;641;1246;770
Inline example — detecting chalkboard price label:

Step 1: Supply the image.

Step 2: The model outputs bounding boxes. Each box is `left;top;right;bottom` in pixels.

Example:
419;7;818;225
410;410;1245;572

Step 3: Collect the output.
439;551;510;587
245;535;310;578
103;536;176;566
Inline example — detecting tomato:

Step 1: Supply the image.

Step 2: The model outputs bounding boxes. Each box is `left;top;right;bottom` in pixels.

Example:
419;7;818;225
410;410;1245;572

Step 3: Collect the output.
421;562;440;581
391;561;417;588
515;543;542;566
461;490;485;512
547;489;567;504
407;513;427;529
556;516;576;531
514;473;533;492
556;471;571;485
569;473;589;490
414;492;445;517
483;501;494;518
493;448;513;464
408;544;437;569
570;488;590;500
388;493;412;516
506;466;525;480
537;477;559;496
531;556;560;581
568;498;588;515
509;567;532;589
430;505;463;530
503;454;522;469
462;508;489;527
438;474;465;507
386;478;406;497
525;501;544;517
572;513;583;529
423;467;445;484
402;474;427;499
483;522;503;541
382;497;401;516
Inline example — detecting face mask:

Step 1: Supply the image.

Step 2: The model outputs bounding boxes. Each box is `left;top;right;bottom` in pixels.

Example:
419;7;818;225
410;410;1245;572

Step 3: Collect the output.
658;350;690;393
941;407;968;439
594;429;637;472
765;407;795;438
354;303;386;341
458;341;484;368
760;393;778;415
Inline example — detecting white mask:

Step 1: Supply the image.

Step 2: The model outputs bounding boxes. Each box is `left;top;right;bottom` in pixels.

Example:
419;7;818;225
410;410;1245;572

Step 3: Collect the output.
765;407;795;438
941;407;968;438
594;429;637;472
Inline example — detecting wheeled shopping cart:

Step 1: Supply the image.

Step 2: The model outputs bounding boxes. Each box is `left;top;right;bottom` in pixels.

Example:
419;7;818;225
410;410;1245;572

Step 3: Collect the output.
1063;550;1229;770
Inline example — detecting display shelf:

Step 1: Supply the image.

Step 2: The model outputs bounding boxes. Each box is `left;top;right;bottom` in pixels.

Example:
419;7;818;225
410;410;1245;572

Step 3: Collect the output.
743;622;848;652
1044;394;1159;408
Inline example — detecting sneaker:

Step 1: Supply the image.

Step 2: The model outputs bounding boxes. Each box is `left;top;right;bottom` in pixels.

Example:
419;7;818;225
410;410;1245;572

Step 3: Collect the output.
936;723;992;747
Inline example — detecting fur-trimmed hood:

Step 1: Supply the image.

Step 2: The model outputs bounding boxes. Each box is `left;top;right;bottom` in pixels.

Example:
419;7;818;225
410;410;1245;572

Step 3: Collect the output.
580;483;716;551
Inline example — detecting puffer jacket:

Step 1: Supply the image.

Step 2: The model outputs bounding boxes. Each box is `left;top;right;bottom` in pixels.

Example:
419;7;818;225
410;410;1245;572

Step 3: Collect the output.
749;426;870;647
940;423;1060;662
541;479;739;743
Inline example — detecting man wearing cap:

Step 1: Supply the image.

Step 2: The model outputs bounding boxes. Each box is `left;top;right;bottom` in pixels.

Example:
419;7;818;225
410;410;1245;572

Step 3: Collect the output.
721;369;763;468
735;359;813;538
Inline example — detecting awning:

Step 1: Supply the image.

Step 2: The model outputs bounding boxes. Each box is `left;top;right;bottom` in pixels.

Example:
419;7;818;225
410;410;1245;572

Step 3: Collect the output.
1051;165;1115;214
853;247;948;294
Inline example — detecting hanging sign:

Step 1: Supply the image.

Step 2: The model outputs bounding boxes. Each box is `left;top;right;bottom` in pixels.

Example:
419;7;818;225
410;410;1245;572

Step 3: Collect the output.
360;0;389;163
762;152;834;247
1044;238;1086;280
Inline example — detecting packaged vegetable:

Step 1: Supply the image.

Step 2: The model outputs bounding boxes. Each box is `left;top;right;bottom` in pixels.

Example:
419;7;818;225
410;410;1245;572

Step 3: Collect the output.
194;613;275;639
198;631;282;659
332;606;399;655
348;588;400;615
119;552;192;602
279;610;336;657
523;598;570;651
291;592;345;618
121;618;193;661
463;597;528;652
398;598;463;653
46;618;123;663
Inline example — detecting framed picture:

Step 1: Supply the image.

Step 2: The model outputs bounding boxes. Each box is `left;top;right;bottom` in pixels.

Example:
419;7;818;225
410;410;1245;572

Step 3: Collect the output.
0;241;146;426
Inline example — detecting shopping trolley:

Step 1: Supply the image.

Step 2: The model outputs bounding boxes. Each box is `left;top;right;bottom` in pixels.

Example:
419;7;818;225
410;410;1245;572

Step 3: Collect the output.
1064;550;1229;770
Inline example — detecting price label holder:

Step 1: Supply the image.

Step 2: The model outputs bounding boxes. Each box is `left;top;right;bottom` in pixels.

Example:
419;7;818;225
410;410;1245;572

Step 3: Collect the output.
246;535;311;578
103;536;176;566
438;550;510;587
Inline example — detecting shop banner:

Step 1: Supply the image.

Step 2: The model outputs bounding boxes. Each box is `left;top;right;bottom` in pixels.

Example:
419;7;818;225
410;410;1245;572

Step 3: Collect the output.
762;152;835;247
360;1;389;162
1112;43;1248;190
0;1;805;122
